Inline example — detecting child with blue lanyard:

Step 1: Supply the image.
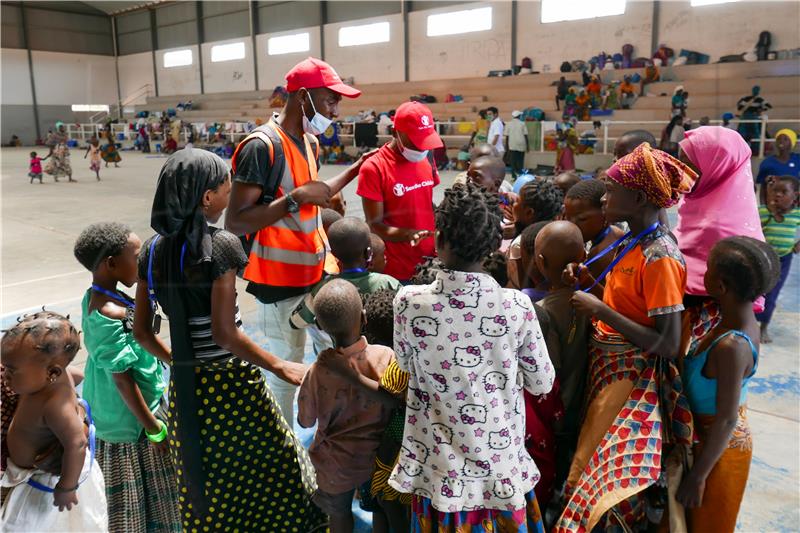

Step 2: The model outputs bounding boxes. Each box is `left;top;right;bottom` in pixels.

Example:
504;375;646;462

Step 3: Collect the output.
74;222;180;532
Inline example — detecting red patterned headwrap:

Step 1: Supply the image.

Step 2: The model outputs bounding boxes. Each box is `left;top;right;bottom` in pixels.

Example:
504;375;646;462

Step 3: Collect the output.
606;142;697;208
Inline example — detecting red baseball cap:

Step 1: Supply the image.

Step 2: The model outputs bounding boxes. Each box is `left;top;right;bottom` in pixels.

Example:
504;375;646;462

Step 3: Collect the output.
393;101;443;150
285;57;361;98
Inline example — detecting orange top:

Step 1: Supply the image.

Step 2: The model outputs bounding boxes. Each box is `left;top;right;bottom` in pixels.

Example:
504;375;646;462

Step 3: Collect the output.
620;81;635;95
596;230;687;337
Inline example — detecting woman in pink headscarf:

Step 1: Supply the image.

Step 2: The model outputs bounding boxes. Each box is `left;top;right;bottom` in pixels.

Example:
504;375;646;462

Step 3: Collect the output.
675;126;766;355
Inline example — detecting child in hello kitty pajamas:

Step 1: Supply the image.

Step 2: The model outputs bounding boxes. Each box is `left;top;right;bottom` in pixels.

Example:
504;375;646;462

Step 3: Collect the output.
388;183;555;532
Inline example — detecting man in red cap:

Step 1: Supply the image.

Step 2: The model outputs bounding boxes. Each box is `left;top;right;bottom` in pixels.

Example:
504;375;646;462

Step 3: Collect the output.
225;57;370;423
357;101;443;282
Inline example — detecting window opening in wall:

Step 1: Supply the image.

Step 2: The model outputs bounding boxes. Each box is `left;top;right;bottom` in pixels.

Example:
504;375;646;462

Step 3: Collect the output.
71;105;110;112
268;32;310;55
338;21;390;47
541;0;626;23
427;6;492;37
163;49;193;68
690;0;739;6
211;42;246;62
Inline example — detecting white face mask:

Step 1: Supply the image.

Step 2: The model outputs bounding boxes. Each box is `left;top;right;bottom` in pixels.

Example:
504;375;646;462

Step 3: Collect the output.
397;136;428;163
301;88;333;136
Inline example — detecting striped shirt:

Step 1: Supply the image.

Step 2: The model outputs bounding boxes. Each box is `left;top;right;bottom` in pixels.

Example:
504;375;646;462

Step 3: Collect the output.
760;206;800;257
187;304;243;362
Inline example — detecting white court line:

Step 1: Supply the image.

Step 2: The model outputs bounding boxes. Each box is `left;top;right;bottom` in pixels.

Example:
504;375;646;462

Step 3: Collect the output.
2;296;83;319
2;270;87;288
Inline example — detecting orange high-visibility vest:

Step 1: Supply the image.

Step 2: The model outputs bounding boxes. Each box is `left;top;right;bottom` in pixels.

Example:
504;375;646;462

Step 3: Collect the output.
231;121;325;288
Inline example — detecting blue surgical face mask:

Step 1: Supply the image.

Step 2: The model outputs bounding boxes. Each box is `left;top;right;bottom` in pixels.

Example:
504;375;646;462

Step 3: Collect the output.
397;136;428;163
301;88;333;136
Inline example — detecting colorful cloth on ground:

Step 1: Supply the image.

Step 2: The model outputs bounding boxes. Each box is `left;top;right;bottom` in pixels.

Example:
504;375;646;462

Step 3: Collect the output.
0;449;107;532
675;126;765;297
166;358;325;532
686;407;752;533
683;330;758;415
389;270;555;512
606;142;697;208
411;490;545;533
596;225;687;338
81;290;166;442
371;358;412;504
760;206;800;257
96;436;181;532
555;331;693;532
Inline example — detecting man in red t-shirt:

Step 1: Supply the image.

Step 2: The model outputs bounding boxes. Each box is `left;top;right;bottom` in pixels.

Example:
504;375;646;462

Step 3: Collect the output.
357;102;442;281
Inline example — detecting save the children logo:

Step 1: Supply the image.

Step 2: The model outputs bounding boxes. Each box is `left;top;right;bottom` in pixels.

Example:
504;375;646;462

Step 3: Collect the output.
393;179;435;197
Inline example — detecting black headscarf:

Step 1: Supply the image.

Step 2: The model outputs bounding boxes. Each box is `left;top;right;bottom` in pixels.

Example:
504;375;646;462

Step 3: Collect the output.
151;148;228;266
149;148;228;517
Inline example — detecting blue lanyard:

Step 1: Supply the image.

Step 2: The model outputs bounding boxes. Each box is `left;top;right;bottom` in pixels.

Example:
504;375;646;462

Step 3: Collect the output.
27;399;96;493
580;222;660;293
91;284;135;309
341;267;367;274
590;226;612;248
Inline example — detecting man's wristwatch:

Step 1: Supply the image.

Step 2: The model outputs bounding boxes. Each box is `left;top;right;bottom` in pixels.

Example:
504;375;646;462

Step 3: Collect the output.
285;193;300;213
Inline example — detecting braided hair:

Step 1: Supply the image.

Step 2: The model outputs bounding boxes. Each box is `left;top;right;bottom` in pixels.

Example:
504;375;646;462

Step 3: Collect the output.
1;310;81;362
482;252;508;287
436;183;502;264
519;180;564;222
711;236;781;302
565;178;606;208
364;288;397;347
410;257;445;285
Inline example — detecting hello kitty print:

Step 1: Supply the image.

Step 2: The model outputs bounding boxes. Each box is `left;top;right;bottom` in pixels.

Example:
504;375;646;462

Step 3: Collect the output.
388;270;555;512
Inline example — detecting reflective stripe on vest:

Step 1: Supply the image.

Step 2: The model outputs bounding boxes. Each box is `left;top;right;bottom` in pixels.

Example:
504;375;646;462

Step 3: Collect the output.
237;122;325;288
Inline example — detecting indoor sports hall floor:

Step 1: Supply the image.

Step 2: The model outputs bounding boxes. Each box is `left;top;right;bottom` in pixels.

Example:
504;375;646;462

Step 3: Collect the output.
2;148;797;531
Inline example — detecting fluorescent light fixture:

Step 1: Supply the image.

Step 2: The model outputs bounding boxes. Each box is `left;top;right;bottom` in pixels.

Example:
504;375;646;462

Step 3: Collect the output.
338;21;390;47
211;42;246;62
268;32;310;55
541;0;626;23
427;6;492;37
71;104;110;112
163;49;193;68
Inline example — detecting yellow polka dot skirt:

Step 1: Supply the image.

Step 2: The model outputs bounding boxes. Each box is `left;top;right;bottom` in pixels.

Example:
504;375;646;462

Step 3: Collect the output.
167;359;327;532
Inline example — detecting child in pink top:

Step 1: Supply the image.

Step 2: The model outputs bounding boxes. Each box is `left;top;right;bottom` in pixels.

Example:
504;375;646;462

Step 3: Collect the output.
297;279;394;532
29;151;44;184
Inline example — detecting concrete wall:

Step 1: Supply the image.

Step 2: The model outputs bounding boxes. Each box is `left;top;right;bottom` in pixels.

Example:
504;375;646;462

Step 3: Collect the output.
256;26;323;91
1;49;117;144
658;1;800;61
155;45;201;97
409;1;512;81
202;37;256;94
323;14;405;85
516;0;654;73
118;52;156;105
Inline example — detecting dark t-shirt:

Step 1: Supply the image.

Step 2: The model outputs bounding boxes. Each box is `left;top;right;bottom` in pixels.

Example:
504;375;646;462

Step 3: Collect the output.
232;126;321;304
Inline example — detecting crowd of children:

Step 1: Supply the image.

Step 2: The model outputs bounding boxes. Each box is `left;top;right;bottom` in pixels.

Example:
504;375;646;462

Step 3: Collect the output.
1;119;798;533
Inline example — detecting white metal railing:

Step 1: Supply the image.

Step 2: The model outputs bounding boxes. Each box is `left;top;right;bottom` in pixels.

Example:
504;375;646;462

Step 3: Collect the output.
62;117;798;158
89;84;155;124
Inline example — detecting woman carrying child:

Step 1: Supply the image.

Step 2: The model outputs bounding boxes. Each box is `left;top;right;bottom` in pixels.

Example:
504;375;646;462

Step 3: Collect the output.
676;237;780;531
556;143;697;532
134;150;325;532
389;183;555;531
44;122;75;183
100;126;121;167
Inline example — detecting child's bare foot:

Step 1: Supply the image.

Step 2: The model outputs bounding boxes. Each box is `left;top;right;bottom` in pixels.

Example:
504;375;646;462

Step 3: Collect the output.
760;323;772;344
